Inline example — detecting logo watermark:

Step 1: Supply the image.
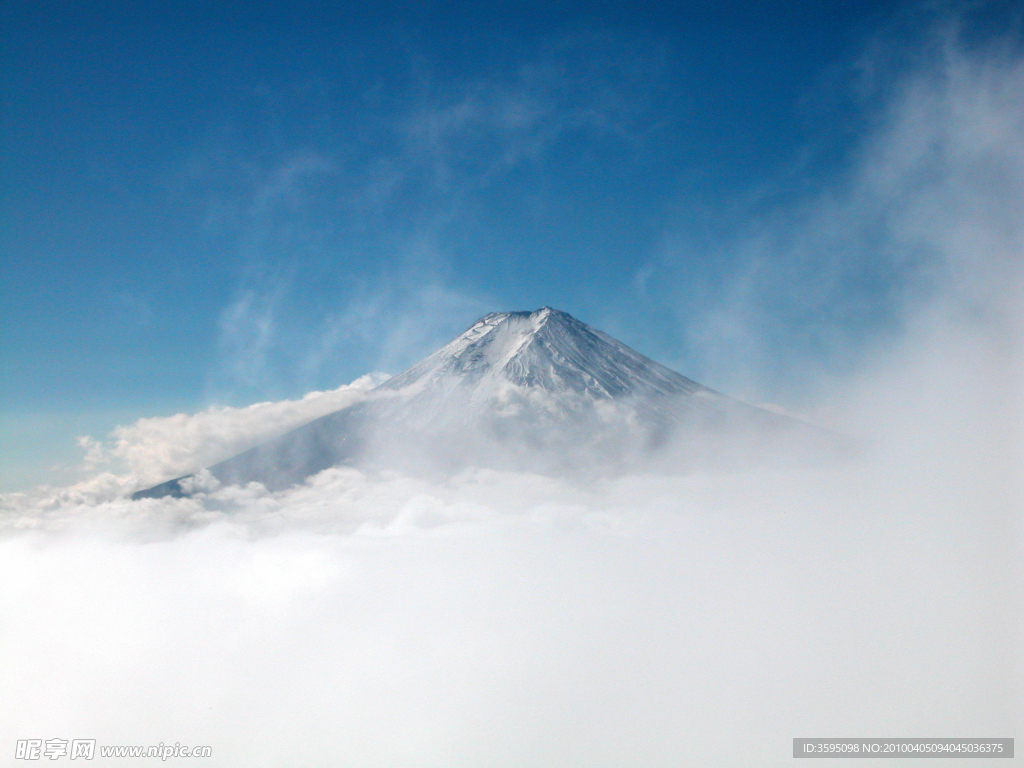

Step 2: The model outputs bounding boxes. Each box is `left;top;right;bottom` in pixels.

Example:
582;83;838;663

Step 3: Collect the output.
15;740;211;761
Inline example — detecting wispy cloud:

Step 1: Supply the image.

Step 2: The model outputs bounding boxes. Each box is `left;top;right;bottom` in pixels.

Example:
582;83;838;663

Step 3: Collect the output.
58;374;384;502
181;32;667;400
633;19;1023;406
401;32;662;197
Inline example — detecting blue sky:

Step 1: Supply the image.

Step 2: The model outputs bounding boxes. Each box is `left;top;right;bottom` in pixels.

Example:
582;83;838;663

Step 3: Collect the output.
1;0;1020;488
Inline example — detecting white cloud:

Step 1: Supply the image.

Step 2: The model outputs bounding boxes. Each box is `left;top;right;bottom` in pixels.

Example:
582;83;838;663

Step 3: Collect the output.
636;23;1024;408
70;374;386;496
0;349;1018;764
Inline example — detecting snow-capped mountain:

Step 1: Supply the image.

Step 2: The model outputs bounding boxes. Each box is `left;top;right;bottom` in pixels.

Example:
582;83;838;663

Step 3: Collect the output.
133;307;824;499
378;307;705;399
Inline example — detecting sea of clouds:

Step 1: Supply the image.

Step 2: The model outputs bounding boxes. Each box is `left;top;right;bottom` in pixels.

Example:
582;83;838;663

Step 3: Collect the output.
1;25;1021;768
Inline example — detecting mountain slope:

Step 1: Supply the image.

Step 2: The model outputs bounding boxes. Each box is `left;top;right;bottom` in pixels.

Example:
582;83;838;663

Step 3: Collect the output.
133;307;822;499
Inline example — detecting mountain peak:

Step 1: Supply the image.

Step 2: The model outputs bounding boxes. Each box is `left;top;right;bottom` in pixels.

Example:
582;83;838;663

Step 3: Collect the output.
378;306;705;400
467;306;559;339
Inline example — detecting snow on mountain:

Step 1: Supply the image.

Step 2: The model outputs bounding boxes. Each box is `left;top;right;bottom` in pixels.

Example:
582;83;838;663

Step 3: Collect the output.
379;307;704;400
133;308;825;499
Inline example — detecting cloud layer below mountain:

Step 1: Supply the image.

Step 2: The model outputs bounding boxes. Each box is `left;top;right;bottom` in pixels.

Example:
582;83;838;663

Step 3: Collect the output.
1;271;1018;766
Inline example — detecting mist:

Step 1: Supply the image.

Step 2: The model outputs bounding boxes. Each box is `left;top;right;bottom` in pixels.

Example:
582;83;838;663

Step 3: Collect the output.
2;25;1022;768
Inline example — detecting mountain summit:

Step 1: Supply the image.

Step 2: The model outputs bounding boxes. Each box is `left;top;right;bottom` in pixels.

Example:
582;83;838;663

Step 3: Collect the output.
377;307;705;400
133;307;823;499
